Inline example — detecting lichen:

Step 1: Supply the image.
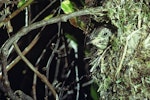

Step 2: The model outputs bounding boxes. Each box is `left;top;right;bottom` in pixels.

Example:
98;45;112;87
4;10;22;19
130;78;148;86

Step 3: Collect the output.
88;0;150;99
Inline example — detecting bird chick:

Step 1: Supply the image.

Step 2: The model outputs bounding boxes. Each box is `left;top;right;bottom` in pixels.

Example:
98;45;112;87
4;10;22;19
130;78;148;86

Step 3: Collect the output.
90;27;112;50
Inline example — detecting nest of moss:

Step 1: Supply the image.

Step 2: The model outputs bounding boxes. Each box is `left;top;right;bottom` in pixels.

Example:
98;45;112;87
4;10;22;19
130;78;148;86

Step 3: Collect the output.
88;0;150;99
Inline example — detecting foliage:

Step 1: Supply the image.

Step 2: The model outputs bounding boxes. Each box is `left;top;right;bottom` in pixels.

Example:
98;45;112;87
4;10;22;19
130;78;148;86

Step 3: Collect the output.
90;83;99;100
61;0;88;32
61;0;75;14
17;0;26;8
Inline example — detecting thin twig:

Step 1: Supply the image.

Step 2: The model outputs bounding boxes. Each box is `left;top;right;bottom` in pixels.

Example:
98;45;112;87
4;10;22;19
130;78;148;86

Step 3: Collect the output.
32;31;57;100
61;30;69;68
31;26;46;100
32;67;37;100
115;29;141;77
53;58;61;82
13;43;58;99
25;0;30;27
31;0;57;23
45;29;60;97
45;5;62;97
75;66;80;100
15;90;33;100
115;38;128;77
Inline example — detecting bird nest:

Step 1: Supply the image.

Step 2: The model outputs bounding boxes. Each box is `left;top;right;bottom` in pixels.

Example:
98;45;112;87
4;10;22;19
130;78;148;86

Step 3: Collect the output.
88;0;150;99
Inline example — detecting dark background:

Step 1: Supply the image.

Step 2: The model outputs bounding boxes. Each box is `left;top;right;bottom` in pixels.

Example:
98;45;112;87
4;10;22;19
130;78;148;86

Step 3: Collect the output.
0;0;93;100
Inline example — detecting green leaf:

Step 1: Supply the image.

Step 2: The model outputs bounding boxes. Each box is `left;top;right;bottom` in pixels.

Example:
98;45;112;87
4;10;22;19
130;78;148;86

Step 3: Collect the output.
61;0;74;14
44;14;54;21
65;33;78;53
65;33;77;43
17;0;26;8
90;84;99;100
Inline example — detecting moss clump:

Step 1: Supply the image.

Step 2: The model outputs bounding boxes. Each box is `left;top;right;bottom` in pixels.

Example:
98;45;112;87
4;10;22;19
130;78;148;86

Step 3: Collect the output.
89;0;150;99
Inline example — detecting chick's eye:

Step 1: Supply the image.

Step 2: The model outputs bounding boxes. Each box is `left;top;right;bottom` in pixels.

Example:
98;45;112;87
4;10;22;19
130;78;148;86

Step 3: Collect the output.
103;32;108;36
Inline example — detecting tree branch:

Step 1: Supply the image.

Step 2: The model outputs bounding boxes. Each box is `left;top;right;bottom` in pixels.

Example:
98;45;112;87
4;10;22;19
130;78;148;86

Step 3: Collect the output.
0;6;105;57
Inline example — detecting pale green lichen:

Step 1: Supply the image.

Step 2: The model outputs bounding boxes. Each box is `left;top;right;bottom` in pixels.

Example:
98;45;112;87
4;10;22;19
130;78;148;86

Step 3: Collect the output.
88;0;150;99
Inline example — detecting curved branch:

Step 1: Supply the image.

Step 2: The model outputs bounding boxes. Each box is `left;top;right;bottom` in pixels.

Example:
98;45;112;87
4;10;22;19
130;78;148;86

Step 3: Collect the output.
1;6;105;56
